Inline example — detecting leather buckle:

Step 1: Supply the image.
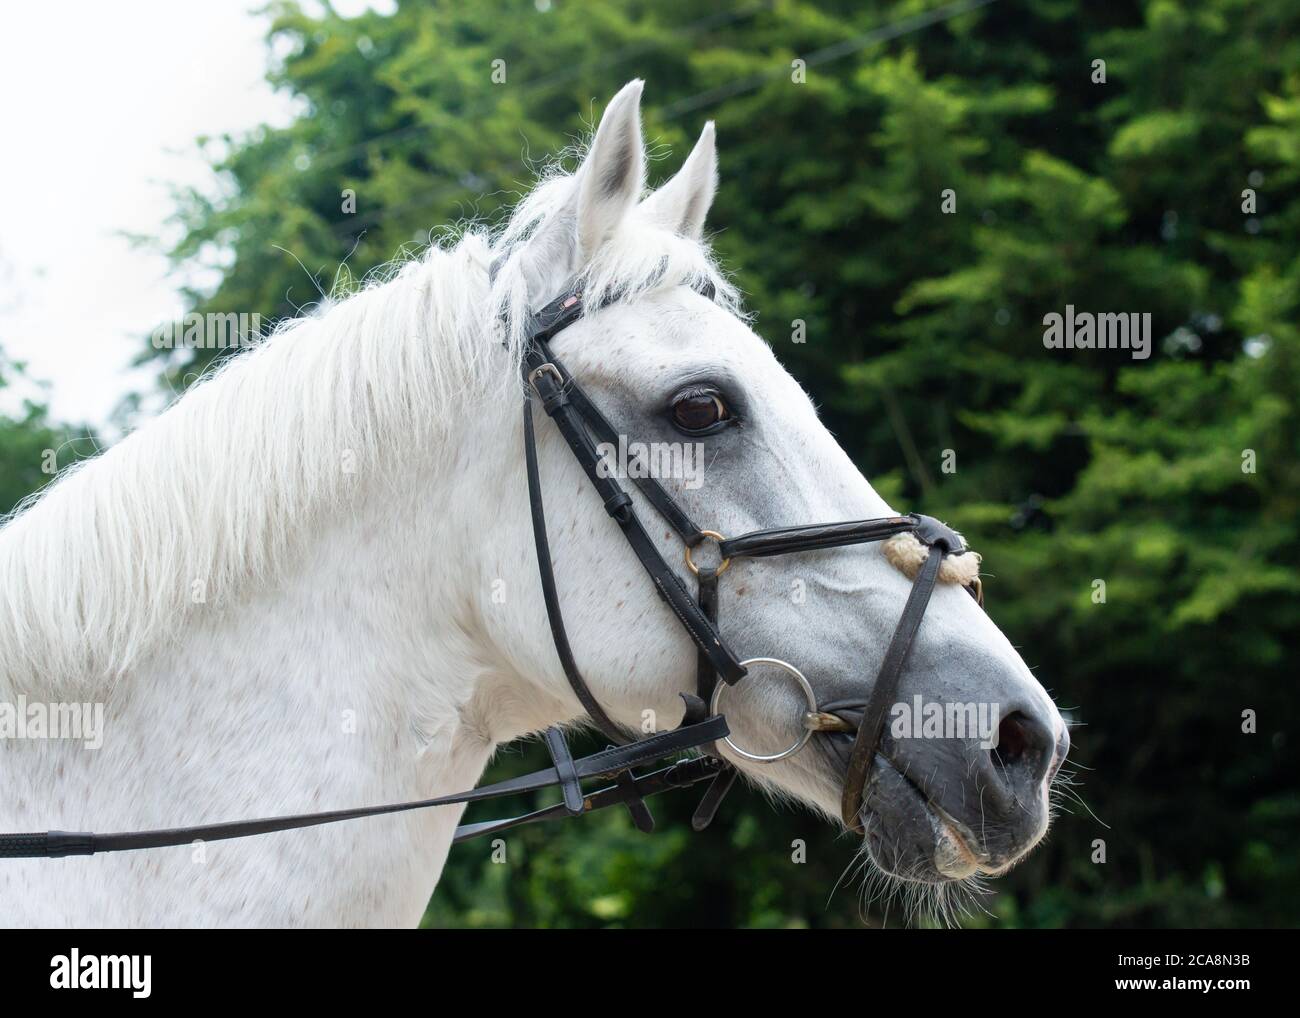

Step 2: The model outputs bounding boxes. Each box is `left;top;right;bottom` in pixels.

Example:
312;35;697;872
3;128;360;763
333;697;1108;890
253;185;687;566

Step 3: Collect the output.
528;362;565;393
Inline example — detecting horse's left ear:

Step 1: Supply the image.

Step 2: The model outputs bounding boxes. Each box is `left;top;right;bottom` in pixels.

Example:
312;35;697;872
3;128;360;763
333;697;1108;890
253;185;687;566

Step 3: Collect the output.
640;122;717;240
574;79;647;263
498;81;646;301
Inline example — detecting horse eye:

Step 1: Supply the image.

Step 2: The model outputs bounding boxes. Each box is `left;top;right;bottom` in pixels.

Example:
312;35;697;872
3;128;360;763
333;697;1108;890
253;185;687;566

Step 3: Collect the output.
670;388;730;434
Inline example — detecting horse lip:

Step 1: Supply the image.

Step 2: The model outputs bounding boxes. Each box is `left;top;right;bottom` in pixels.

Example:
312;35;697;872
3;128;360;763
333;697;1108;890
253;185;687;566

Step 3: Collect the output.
889;761;991;878
820;729;992;879
927;801;987;878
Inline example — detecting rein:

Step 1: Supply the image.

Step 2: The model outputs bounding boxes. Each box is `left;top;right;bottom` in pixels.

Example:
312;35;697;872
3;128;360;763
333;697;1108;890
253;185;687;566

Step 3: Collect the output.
0;281;979;860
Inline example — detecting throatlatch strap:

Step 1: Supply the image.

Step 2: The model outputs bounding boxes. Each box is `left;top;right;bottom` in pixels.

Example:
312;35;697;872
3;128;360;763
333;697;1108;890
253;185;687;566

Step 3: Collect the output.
840;547;944;831
523;396;627;744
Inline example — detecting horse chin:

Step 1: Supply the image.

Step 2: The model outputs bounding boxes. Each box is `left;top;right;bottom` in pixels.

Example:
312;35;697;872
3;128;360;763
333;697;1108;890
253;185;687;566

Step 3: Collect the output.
823;735;985;884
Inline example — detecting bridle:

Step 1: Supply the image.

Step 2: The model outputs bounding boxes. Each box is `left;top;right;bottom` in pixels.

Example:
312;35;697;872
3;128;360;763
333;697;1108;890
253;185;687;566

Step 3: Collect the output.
0;279;979;861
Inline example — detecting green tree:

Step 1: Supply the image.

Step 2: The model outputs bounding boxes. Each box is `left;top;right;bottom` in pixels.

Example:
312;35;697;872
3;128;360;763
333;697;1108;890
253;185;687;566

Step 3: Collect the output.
0;352;88;518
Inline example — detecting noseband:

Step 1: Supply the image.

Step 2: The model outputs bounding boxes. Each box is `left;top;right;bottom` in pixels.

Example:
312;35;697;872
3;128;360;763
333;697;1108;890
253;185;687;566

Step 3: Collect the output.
0;281;979;861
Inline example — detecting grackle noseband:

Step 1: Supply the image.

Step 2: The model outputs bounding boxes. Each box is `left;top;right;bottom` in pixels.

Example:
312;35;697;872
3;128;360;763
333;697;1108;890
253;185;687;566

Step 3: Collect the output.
0;280;978;860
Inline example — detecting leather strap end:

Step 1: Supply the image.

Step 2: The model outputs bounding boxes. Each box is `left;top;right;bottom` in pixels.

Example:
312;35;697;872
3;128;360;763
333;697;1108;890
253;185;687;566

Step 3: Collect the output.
678;692;710;727
691;765;739;832
603;492;633;518
616;771;655;833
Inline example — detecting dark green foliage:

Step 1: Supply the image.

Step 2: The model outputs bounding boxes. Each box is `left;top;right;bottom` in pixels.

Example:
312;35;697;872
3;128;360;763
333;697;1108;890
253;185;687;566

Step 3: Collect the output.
0;353;92;519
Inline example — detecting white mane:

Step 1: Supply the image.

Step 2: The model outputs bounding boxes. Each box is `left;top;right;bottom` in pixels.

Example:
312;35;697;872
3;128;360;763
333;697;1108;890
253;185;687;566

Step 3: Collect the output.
0;161;738;700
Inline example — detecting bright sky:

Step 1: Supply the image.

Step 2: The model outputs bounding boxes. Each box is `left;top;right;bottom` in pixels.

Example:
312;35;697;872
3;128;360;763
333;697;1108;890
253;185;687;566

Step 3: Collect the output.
0;0;390;436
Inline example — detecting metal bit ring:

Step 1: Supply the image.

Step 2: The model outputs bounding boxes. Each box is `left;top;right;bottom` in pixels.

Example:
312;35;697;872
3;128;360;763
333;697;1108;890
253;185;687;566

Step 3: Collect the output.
709;657;818;763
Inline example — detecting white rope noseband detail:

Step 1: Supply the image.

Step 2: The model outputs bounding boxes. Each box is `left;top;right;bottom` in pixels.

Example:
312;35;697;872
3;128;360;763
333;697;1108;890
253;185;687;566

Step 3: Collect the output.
882;531;983;589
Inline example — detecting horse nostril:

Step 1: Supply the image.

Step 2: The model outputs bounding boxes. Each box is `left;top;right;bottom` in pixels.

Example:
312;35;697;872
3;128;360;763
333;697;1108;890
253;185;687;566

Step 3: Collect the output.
992;710;1054;783
994;712;1030;764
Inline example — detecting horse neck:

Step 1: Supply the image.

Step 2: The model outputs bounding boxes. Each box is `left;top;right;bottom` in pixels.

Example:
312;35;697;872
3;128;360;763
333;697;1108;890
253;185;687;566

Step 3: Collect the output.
8;435;512;926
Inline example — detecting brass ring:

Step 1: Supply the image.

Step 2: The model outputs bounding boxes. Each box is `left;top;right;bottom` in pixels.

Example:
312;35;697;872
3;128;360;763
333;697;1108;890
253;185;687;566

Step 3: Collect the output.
684;530;731;576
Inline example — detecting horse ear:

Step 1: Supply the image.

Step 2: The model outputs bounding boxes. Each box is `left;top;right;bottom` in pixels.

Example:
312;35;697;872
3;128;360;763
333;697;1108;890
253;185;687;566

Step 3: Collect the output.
574;79;646;262
501;82;645;301
640;122;717;240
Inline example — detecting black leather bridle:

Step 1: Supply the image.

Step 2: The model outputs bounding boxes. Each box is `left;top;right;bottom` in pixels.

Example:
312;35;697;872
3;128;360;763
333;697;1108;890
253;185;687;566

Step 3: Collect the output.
0;280;977;861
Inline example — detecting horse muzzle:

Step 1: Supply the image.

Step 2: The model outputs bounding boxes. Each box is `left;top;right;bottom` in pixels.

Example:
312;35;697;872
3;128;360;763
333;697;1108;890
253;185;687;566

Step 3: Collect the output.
820;696;1067;883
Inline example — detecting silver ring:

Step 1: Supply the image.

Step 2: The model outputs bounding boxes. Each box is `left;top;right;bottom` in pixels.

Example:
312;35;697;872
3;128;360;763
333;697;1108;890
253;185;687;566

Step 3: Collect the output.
709;657;818;763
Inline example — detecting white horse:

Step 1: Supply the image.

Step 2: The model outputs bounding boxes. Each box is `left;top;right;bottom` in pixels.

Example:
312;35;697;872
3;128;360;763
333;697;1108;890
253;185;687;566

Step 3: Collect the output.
0;81;1067;927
